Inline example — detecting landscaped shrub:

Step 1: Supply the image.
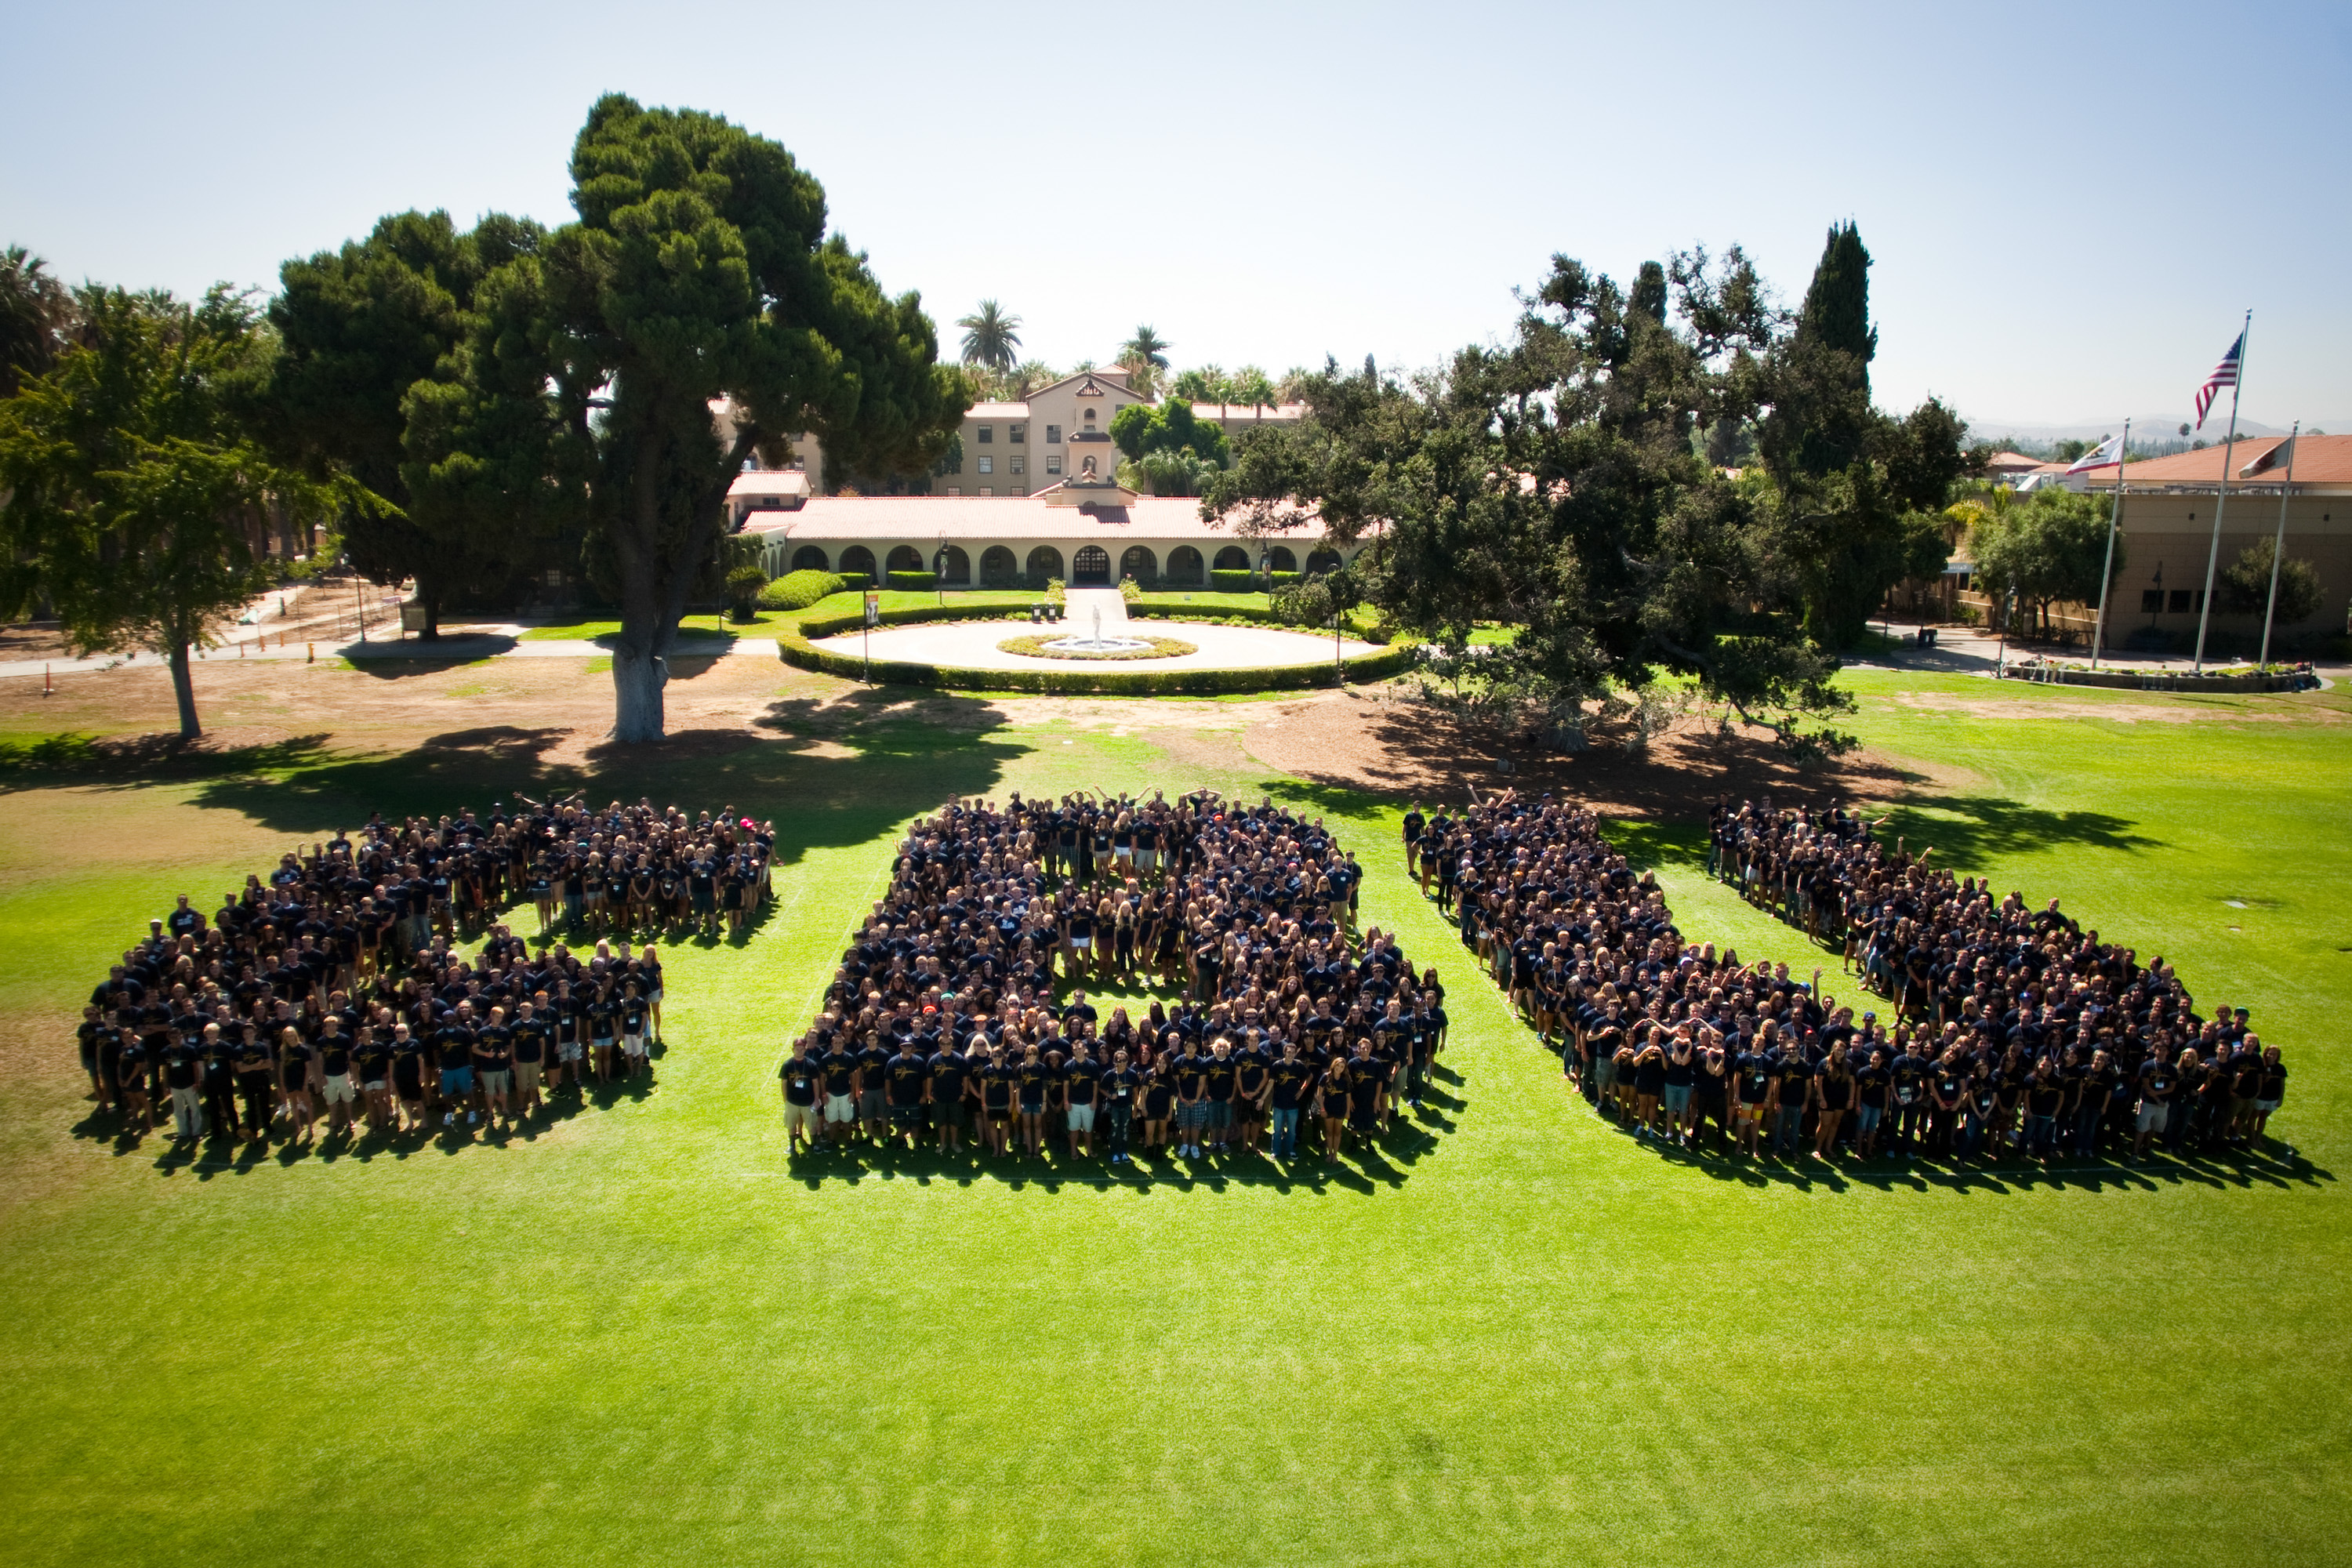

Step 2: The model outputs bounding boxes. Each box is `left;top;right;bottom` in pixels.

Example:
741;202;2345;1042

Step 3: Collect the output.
996;633;1199;661
758;569;848;611
725;564;770;621
886;570;938;591
1209;569;1259;593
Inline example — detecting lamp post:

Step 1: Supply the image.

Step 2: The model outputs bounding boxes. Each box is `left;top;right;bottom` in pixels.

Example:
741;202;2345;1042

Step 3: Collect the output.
2147;561;2163;631
345;554;365;643
1256;546;1270;602
931;537;946;607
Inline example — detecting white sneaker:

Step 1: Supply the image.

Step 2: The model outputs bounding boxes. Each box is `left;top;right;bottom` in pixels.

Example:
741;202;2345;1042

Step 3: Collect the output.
467;1112;478;1124
443;1113;454;1127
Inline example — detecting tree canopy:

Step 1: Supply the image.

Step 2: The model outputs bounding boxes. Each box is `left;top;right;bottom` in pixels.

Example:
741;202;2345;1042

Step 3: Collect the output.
1111;398;1229;495
266;209;547;633
2220;538;2323;625
397;95;967;739
0;245;75;396
1203;233;1973;753
1959;485;2119;637
1117;325;1170;397
0;286;361;736
956;299;1021;373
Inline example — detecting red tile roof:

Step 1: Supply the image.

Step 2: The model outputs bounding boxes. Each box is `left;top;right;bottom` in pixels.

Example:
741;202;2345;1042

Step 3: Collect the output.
740;493;1357;543
2087;434;2352;488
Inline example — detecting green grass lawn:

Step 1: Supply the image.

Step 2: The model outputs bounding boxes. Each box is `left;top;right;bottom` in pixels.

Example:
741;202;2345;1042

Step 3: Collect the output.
0;673;2346;1566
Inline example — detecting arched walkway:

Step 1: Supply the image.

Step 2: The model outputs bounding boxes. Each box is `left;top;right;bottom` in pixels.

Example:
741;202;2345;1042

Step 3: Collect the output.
1025;546;1064;587
792;544;829;572
1073;544;1111;586
1120;545;1157;585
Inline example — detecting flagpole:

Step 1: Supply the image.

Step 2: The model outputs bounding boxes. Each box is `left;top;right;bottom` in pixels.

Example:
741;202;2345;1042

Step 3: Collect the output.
2089;419;2129;670
2191;310;2251;673
2258;420;2299;668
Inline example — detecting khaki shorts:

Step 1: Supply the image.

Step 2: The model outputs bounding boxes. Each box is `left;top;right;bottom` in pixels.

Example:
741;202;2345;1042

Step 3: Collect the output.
321;1075;356;1105
516;1060;543;1094
784;1102;819;1134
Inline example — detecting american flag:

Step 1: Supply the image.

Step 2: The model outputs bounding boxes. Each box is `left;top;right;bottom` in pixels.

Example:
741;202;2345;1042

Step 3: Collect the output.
2194;330;2243;429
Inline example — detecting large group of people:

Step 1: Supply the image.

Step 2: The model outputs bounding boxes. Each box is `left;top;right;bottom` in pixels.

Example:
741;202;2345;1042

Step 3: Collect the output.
1401;789;2288;1167
71;795;760;1147
779;791;1446;1170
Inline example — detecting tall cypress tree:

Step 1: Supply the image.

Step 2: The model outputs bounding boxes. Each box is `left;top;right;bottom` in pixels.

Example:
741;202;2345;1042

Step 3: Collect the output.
1795;222;1875;396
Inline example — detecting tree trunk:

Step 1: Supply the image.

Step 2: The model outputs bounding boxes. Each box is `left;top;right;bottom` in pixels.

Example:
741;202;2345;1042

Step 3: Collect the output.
611;644;669;742
168;641;201;739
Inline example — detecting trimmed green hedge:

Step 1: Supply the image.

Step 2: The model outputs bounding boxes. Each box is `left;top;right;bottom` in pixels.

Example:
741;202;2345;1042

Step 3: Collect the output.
885;570;938;590
1130;601;1291;628
1203;568;1305;593
800;603;1033;639
778;626;1415;694
758;568;847;611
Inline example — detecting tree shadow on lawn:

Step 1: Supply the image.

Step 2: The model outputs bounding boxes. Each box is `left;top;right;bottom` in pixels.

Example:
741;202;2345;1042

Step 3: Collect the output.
1871;794;2161;862
0;731;337;791
1588;1113;2332;1194
343;636;520;673
169;691;1025;876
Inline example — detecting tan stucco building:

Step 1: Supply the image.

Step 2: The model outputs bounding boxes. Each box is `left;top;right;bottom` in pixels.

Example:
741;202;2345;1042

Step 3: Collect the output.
2078;436;2352;647
720;370;1305;523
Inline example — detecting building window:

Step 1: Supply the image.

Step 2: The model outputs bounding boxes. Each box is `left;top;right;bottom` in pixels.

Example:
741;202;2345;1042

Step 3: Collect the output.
976;425;993;443
945;486;960;495
1009;424;1025;444
1046;455;1062;474
2167;589;2201;614
977;456;993;474
1009;456;1025;475
1045;424;1061;445
978;487;993;496
2141;589;2163;613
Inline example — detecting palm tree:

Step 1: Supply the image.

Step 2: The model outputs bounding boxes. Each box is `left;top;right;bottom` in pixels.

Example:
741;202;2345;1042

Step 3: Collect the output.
956;300;1022;374
1117;325;1170;397
0;245;74;395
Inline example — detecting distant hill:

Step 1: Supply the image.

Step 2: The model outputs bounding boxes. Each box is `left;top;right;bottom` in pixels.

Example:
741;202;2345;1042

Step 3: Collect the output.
1965;413;2343;444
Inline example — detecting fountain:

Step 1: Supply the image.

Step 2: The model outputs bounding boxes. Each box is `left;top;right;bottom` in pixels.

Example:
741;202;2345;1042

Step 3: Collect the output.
1039;600;1152;655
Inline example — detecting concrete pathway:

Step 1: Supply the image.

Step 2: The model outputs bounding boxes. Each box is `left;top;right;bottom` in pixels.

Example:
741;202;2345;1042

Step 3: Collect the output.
812;616;1370;673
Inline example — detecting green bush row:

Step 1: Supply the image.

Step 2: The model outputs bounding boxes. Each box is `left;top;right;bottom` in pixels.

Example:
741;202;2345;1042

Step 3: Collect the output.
797;603;1032;639
776;629;1415;695
1204;568;1298;593
885;570;938;591
757;569;848;610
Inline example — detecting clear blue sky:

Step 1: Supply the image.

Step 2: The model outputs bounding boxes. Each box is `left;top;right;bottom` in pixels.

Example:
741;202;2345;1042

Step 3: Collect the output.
9;0;2347;431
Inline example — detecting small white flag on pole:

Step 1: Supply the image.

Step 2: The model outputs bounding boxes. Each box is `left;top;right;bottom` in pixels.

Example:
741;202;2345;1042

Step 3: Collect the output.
2065;433;2125;474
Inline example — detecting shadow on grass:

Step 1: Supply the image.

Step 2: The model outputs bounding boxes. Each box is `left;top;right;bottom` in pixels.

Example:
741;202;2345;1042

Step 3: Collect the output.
1579;1109;2332;1193
344;634;519;673
1877;794;2162;861
108;1076;668;1178
145;691;1026;876
0;731;336;791
779;1126;1436;1192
